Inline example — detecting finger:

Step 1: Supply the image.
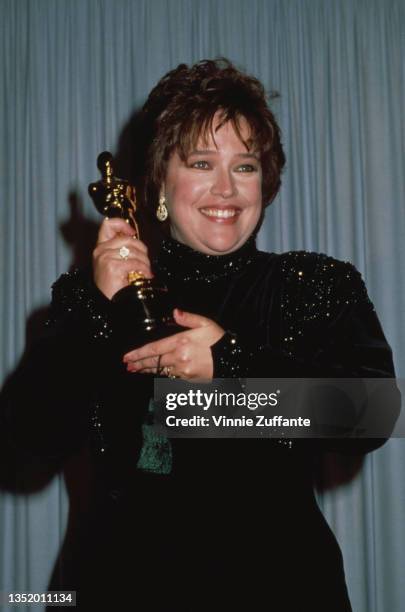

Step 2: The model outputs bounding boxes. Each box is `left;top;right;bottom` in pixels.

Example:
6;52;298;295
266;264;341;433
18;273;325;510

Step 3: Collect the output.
123;333;188;363
173;308;210;329
97;217;136;243
99;245;151;269
120;260;155;280
133;364;179;377
126;355;160;372
96;234;149;255
128;347;193;379
94;253;153;282
94;241;152;275
158;353;182;378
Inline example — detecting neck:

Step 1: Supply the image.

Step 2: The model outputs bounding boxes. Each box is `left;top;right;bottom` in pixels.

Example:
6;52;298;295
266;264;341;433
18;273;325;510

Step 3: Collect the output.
154;234;258;283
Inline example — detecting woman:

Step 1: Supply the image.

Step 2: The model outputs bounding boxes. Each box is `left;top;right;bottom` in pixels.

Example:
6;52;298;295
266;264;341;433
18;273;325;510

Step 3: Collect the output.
3;59;399;611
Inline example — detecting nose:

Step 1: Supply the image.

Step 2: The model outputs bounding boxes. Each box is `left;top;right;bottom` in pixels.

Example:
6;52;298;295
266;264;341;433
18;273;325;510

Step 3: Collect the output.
210;166;236;199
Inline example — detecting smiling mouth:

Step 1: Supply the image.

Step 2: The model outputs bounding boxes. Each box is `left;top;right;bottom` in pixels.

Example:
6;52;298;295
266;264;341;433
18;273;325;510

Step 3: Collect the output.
199;207;241;218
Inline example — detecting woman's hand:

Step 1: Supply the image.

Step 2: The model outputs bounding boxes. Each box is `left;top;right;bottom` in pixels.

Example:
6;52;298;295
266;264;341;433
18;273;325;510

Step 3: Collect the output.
123;309;225;380
93;218;153;299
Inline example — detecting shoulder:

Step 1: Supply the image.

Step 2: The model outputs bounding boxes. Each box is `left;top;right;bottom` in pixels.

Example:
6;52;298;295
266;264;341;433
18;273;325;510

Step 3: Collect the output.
256;250;373;321
264;251;374;355
51;267;91;304
278;249;355;278
51;267;109;315
47;268;114;340
278;251;364;287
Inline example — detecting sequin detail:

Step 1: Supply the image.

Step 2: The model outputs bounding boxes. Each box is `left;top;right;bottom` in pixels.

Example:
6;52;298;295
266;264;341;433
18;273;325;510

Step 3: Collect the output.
210;251;373;450
212;331;244;377
155;235;258;283
90;402;107;455
214;253;368;372
45;268;114;340
279;251;373;357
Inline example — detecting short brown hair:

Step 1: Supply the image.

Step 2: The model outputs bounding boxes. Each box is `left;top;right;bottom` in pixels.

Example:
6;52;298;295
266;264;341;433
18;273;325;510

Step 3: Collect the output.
142;58;286;209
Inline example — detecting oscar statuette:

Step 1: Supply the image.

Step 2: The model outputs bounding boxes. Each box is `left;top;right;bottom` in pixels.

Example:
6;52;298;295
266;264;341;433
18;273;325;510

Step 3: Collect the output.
88;151;182;352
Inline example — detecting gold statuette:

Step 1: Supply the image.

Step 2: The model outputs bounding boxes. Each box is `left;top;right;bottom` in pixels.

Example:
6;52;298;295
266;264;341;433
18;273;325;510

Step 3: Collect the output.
88;151;182;350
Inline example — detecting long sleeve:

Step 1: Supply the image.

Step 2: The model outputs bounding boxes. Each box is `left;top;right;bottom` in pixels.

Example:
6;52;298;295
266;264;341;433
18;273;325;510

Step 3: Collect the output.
212;294;396;378
211;254;400;453
1;269;116;460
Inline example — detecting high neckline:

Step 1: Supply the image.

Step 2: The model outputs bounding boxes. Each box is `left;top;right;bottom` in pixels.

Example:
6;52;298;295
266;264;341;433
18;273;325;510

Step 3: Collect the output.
154;235;258;283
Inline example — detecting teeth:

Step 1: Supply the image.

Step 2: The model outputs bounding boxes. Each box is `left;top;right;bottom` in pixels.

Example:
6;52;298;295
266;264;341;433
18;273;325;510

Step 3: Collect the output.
200;208;238;218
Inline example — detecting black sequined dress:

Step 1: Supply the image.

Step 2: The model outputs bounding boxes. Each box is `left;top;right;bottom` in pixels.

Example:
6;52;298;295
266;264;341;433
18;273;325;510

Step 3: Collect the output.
2;236;400;611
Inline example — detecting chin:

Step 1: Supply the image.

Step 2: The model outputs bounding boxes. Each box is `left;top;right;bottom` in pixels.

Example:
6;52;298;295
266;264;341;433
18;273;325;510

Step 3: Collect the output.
199;235;246;255
172;227;250;255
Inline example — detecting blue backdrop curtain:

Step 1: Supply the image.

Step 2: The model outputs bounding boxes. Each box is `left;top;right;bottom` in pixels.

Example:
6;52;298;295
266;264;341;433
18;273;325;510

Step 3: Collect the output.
1;0;404;610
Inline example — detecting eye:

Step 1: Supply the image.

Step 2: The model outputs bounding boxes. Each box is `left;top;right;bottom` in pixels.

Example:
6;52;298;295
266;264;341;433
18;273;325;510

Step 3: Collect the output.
190;160;210;170
235;164;257;173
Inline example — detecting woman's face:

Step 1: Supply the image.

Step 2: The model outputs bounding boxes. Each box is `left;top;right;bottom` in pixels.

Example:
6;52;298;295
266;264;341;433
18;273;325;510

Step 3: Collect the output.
162;114;263;255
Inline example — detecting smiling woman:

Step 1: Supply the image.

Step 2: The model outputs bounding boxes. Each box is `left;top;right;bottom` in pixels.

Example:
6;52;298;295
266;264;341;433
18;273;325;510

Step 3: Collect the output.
163;116;263;254
2;59;399;611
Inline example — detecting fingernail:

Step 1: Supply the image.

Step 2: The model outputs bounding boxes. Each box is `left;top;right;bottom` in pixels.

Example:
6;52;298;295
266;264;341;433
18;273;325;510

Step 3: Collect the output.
176;308;183;315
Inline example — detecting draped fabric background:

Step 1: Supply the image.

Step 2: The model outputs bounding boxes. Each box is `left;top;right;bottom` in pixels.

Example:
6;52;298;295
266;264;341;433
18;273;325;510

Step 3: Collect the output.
1;0;404;610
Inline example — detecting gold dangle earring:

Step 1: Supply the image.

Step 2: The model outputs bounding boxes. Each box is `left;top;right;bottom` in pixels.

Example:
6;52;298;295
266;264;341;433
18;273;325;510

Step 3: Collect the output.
156;195;168;222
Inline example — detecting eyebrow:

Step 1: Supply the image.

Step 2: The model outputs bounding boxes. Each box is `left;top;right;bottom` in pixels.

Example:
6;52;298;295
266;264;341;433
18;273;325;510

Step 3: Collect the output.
188;150;260;159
